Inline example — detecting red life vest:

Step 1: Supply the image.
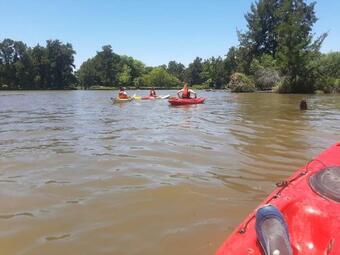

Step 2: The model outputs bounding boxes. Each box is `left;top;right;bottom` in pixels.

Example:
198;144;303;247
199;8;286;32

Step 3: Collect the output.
119;91;128;99
182;87;190;98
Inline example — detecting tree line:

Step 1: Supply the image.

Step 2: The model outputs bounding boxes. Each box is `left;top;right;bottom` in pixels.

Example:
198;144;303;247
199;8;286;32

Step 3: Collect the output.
0;39;76;89
1;0;339;93
77;48;227;90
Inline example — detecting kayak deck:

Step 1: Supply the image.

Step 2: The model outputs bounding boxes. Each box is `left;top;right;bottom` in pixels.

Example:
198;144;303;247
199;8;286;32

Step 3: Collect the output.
216;142;340;255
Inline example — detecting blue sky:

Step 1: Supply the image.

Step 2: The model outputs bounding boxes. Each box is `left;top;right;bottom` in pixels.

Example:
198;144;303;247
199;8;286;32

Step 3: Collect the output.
1;0;339;68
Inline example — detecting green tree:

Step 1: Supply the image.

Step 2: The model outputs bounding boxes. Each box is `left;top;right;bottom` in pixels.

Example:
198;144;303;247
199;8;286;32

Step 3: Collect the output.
93;45;120;86
0;39;35;89
242;0;280;57
167;61;185;81
202;57;226;88
185;57;204;85
14;42;34;89
77;47;148;89
238;0;326;93
250;54;280;90
237;0;281;73
315;52;340;92
45;40;76;89
0;39;19;88
117;64;132;87
31;45;50;89
140;67;179;88
228;72;256;92
275;0;326;93
77;58;100;89
224;47;241;81
119;56;146;84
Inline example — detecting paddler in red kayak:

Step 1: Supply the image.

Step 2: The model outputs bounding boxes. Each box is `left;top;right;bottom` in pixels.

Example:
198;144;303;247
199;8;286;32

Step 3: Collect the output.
118;87;129;99
177;83;197;99
149;87;157;97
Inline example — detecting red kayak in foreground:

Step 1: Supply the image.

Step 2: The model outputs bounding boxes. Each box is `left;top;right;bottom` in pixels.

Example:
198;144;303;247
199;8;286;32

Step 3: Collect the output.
216;142;340;255
168;97;205;105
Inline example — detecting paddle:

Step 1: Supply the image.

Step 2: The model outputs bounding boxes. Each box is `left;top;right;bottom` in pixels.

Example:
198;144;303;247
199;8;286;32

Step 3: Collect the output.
159;94;170;99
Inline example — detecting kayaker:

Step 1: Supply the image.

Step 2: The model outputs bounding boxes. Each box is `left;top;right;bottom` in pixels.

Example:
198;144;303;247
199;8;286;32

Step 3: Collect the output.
118;87;129;99
149;87;157;97
177;83;197;99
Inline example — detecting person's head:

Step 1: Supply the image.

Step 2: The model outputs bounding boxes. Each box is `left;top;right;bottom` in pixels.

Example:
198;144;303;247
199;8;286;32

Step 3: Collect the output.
151;87;154;90
120;87;125;91
183;83;188;89
300;99;307;110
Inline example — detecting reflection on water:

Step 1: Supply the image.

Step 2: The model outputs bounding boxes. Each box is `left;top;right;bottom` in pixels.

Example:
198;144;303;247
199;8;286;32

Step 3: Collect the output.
0;91;339;255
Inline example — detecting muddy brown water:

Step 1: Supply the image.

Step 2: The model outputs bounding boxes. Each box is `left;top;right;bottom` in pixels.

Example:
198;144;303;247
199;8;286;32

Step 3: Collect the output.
0;90;339;255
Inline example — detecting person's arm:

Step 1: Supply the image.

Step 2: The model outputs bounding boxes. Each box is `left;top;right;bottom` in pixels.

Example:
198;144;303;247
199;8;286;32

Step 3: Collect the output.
189;89;197;98
177;89;182;98
124;91;131;98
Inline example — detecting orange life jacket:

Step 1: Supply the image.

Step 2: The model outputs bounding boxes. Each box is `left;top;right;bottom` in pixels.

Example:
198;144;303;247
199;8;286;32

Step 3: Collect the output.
119;91;128;99
182;87;190;98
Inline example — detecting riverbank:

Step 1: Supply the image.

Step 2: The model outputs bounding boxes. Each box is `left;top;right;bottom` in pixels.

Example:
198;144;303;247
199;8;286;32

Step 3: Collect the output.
86;84;211;90
2;83;340;94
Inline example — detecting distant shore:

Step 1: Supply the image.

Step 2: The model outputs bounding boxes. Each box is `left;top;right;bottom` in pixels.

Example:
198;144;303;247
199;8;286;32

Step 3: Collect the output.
2;86;338;94
0;84;212;91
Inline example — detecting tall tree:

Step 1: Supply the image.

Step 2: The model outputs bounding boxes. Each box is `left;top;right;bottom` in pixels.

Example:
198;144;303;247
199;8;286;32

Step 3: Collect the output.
202;57;226;88
275;0;326;92
45;40;76;89
167;61;185;81
77;58;100;89
224;46;242;80
0;39;35;89
0;39;19;88
237;0;281;74
31;45;49;89
94;45;120;86
13;42;34;89
185;57;204;85
242;0;280;58
237;0;326;92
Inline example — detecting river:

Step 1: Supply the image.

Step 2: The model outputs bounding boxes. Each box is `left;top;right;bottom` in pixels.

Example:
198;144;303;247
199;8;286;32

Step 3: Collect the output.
0;90;339;255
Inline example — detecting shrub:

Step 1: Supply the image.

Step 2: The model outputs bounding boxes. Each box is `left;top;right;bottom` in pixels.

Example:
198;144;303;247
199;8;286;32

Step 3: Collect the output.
315;77;340;93
253;68;281;90
228;73;255;92
250;55;281;90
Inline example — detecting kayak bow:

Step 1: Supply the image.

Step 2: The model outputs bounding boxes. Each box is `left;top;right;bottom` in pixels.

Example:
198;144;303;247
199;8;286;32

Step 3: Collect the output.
216;142;340;255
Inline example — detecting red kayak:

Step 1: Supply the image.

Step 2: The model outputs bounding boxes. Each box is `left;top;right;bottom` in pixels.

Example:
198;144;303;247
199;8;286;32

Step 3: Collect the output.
216;142;340;255
168;97;205;106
